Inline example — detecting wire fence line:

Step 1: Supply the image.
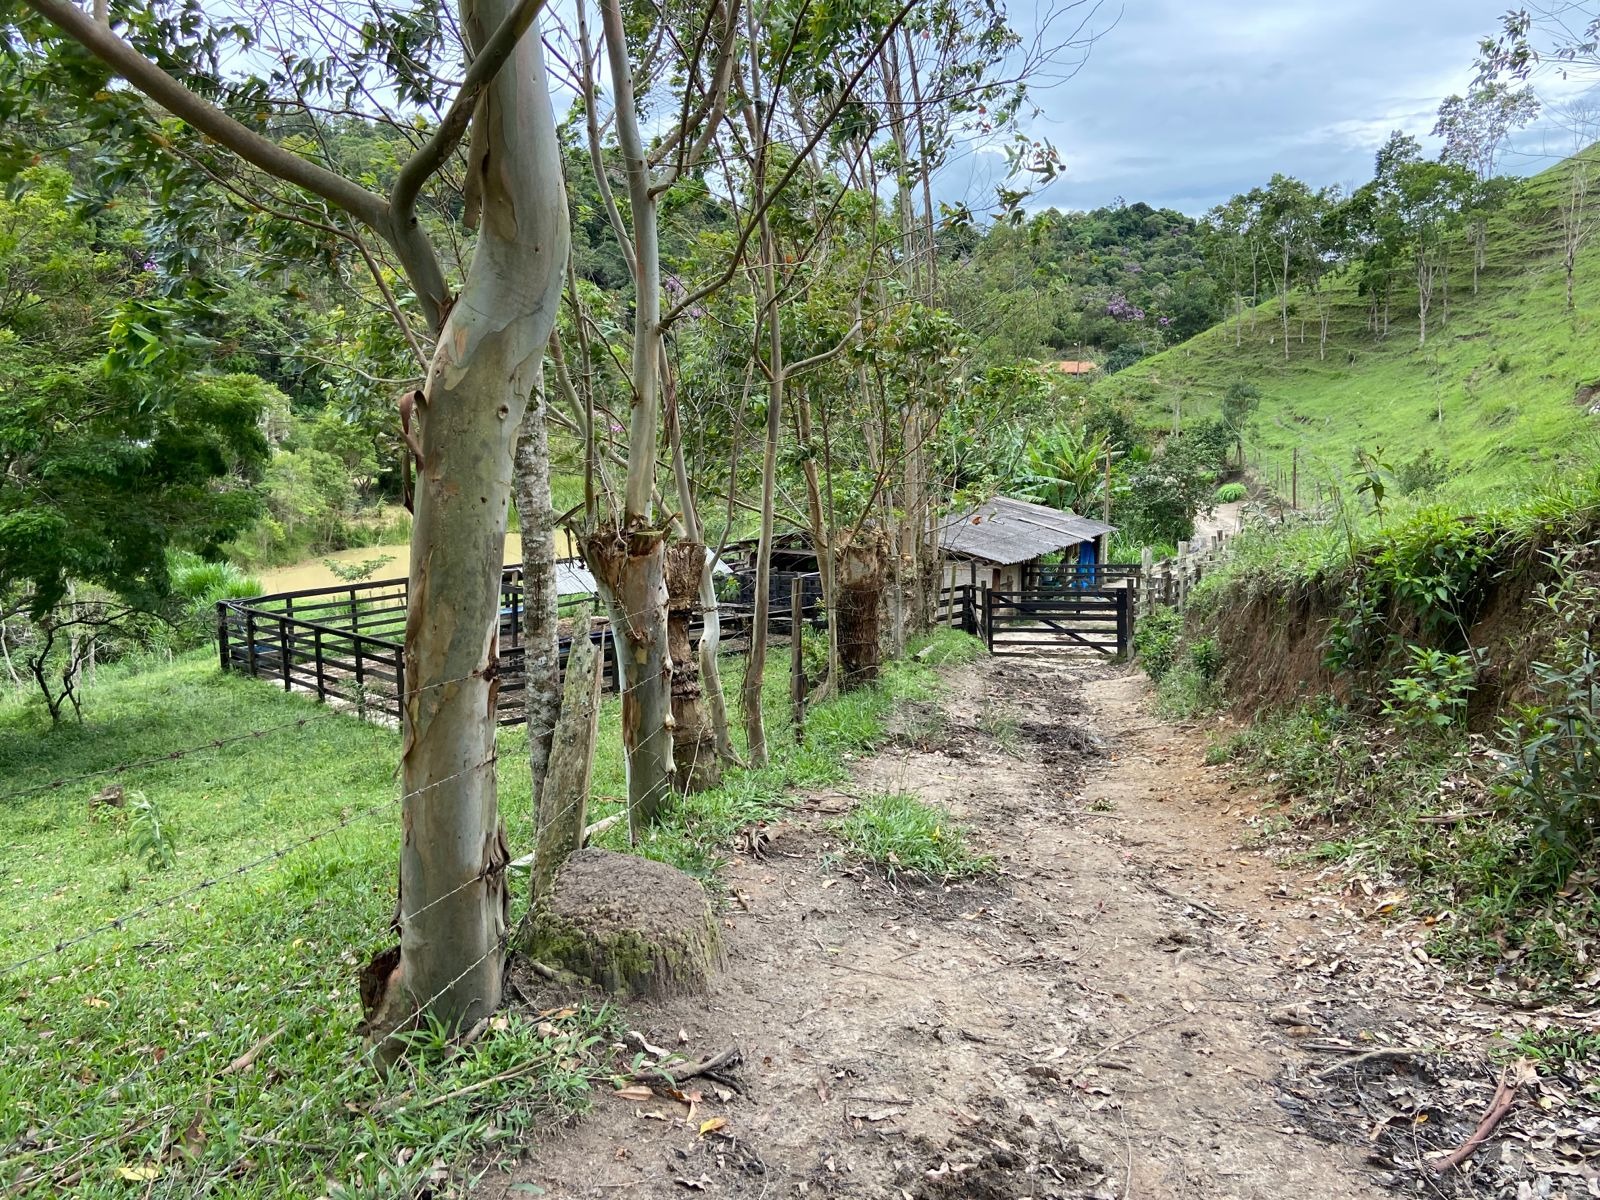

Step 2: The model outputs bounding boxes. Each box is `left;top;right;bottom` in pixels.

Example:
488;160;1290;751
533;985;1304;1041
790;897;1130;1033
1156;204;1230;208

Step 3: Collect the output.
0;661;675;975
0;745;619;1194
1;583;872;1192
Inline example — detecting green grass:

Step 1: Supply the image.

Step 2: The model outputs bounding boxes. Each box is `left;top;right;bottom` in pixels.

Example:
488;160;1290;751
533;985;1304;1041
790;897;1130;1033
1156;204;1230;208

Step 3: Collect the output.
1218;700;1598;993
1103;147;1600;503
835;791;992;880
0;628;984;1196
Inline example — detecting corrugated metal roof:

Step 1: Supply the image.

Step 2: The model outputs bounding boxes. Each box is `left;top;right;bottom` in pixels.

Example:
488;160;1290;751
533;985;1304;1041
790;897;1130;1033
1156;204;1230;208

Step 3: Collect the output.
938;496;1116;566
556;554;730;597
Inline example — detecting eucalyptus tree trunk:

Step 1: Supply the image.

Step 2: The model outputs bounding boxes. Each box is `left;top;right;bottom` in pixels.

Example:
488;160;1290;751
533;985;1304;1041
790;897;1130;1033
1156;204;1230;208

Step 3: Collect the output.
664;541;719;791
584;527;675;832
394;0;567;1035
795;386;838;692
514;365;561;801
26;0;569;1046
582;0;678;831
742;214;783;768
665;353;732;778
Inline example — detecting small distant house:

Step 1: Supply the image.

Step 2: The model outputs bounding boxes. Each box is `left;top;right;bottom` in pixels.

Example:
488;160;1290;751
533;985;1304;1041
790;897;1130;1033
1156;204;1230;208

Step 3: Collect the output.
938;496;1116;592
1052;359;1099;376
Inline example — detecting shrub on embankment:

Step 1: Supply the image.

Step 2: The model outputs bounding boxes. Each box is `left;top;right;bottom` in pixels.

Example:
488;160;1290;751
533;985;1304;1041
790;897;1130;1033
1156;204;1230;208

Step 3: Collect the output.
1184;468;1600;725
1147;468;1600;993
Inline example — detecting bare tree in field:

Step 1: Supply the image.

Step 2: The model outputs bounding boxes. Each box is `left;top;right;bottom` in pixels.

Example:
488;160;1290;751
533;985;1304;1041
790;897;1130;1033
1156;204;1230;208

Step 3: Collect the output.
15;0;567;1047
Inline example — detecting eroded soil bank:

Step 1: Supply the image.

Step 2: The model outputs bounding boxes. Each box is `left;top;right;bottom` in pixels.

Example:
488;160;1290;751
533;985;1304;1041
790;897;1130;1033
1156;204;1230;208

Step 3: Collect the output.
492;655;1598;1200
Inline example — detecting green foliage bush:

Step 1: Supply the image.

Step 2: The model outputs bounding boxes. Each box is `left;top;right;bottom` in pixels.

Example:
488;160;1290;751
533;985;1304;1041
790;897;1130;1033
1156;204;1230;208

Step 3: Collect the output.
1380;645;1476;735
1495;544;1600;887
1133;607;1183;681
1118;435;1219;545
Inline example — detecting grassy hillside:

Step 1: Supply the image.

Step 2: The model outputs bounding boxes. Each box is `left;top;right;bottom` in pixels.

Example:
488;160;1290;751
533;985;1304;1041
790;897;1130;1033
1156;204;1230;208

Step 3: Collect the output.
1102;148;1600;500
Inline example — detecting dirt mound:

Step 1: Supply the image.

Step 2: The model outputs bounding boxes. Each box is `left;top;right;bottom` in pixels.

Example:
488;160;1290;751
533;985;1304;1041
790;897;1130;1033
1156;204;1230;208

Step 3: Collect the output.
529;848;722;998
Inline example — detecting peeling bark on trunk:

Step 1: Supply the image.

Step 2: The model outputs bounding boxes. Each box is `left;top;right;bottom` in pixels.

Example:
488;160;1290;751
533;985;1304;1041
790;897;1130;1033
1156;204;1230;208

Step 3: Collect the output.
665;541;719;792
387;0;567;1045
663;351;736;765
514;365;560;799
584;526;675;834
836;530;887;690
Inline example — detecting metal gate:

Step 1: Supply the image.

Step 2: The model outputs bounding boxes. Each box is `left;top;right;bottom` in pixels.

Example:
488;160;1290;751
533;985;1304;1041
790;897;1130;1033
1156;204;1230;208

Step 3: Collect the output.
983;586;1131;658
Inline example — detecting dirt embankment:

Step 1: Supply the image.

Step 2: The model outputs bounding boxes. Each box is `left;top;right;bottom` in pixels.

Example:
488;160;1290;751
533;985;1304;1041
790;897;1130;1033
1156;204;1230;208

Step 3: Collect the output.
483;655;1590;1200
1202;544;1560;728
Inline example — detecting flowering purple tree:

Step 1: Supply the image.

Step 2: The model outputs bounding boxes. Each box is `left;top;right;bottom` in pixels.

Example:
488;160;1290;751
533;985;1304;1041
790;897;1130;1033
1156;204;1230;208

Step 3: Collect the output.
1105;293;1146;322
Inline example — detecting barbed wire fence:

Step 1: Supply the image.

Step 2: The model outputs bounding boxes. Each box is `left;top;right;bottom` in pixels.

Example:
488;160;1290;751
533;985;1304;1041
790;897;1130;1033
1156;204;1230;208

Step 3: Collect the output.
0;579;951;1195
0;653;681;1195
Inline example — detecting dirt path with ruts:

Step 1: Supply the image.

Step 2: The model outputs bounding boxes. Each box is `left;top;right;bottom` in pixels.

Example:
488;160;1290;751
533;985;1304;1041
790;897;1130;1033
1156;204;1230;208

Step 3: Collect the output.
491;654;1568;1200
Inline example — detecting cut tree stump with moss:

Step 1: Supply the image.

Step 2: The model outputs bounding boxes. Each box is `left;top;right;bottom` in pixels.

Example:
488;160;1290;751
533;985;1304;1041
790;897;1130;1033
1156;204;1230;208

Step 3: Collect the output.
529;848;722;998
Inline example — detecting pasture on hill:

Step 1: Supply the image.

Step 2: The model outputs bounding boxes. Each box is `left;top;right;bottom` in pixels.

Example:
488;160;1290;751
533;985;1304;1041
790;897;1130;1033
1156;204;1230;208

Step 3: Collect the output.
1108;148;1600;499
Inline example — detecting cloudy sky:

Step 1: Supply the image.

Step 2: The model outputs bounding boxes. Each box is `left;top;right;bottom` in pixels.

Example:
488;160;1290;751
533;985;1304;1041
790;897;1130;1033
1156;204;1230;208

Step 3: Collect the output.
953;0;1593;217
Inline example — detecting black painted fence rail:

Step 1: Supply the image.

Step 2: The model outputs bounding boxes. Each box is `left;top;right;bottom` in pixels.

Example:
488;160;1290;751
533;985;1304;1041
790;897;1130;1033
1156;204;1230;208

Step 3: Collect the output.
217;563;1140;725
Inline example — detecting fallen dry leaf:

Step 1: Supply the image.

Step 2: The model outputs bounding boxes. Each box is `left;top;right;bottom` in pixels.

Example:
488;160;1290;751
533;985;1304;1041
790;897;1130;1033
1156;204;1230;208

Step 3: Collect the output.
613;1085;654;1102
675;1174;712;1190
698;1116;728;1137
115;1164;161;1182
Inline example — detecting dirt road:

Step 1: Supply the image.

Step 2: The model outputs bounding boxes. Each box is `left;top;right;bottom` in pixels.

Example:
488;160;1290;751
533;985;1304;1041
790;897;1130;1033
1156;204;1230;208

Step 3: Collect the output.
495;655;1577;1199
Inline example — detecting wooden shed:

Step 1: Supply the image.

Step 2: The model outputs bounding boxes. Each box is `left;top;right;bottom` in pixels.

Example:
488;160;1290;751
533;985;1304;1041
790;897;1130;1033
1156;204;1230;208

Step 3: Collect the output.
938;496;1117;592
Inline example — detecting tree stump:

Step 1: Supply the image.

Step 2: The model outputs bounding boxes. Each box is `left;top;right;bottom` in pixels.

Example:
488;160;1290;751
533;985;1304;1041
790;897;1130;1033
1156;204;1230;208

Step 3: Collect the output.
528;848;722;999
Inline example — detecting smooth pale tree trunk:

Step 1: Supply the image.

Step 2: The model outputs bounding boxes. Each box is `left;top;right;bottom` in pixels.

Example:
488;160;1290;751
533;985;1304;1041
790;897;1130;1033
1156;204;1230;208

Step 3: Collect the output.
587;0;679;823
513;365;561;801
391;2;567;1039
795;387;840;693
742;288;782;767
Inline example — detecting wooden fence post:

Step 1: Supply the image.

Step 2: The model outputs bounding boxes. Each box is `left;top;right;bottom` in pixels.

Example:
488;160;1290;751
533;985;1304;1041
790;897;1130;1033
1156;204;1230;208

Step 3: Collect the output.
1140;547;1154;618
790;578;806;743
354;633;367;719
980;581;992;651
313;626;326;702
245;608;258;680
216;602;230;673
530;624;603;903
279;616;292;691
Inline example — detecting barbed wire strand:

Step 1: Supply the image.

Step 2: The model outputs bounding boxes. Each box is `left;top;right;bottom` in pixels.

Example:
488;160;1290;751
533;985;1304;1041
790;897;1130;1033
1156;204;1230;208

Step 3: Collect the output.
0;610;831;1190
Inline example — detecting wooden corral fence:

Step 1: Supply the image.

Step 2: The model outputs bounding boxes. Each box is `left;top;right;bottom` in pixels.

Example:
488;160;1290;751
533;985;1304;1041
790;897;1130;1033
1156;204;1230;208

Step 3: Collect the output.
985;587;1131;657
221;553;1170;725
937;569;1140;659
1137;530;1234;616
217;562;823;726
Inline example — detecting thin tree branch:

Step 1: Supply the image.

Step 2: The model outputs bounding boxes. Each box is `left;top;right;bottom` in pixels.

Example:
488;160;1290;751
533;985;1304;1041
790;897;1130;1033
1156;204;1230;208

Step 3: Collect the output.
25;0;386;231
389;0;551;220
